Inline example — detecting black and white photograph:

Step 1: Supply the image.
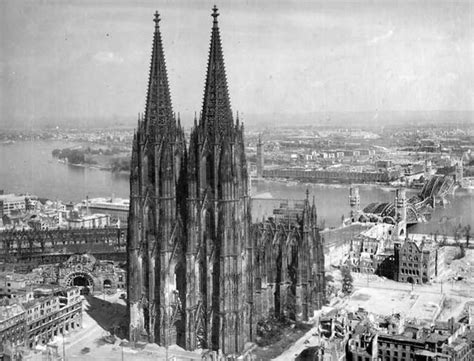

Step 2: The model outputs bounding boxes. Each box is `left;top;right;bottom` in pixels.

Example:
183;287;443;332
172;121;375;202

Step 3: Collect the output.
0;0;473;360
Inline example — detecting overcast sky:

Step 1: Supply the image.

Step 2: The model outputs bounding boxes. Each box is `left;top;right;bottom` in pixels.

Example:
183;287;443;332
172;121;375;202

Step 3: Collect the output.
1;0;473;127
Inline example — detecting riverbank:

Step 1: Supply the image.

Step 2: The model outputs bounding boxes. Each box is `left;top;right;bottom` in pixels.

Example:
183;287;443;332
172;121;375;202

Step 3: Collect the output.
63;161;113;172
255;177;422;193
52;145;131;173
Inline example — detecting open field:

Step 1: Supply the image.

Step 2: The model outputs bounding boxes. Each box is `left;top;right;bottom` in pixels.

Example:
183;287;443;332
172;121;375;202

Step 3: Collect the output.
47;293;201;361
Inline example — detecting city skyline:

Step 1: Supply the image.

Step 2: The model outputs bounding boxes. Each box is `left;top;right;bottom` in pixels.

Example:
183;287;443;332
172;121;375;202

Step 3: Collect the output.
1;0;473;129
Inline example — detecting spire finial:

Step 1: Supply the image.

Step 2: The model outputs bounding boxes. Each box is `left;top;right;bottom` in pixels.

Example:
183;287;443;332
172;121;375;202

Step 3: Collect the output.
154;11;160;27
212;5;219;27
306;188;310;200
236;111;240;126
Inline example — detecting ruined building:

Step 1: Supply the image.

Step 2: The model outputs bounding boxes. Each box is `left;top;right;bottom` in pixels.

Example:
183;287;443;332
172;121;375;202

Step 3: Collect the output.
127;8;325;355
252;197;325;322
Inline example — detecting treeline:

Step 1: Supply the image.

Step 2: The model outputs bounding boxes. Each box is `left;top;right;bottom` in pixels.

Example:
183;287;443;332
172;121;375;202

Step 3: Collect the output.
52;148;88;165
84;146;125;156
110;157;131;172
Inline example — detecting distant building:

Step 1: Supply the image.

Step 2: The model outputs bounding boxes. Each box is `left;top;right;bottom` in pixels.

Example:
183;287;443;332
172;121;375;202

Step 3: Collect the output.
455;158;463;183
345;235;444;285
66;213;110;229
345;223;398;279
85;197;130;226
263;167;401;183
341;311;474;361
349;186;361;223
256;134;264;178
394;239;442;284
375;160;393;170
0;194;26;216
424;159;433;179
24;195;39;211
377;321;473;361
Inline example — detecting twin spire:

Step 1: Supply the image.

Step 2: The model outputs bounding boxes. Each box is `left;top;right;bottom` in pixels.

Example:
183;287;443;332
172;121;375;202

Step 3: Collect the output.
201;5;234;138
143;6;234;138
144;9;173;138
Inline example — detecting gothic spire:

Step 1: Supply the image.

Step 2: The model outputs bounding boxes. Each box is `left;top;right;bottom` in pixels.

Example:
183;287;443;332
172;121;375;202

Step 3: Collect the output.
200;5;233;139
144;11;174;137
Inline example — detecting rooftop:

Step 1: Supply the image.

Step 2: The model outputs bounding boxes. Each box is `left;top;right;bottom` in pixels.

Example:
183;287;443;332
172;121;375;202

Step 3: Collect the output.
0;194;25;202
86;197;129;207
0;304;25;322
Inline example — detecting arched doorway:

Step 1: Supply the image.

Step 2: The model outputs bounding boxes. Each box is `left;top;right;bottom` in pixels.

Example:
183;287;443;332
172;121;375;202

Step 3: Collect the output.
66;272;94;294
73;276;90;287
406;276;414;284
103;279;112;289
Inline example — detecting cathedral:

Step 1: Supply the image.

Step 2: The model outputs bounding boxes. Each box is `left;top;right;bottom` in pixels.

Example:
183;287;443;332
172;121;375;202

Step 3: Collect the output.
127;7;325;356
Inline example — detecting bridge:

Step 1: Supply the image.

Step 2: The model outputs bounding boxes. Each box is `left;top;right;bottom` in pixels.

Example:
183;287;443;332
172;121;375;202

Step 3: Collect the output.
418;174;455;206
363;201;421;225
363;175;455;226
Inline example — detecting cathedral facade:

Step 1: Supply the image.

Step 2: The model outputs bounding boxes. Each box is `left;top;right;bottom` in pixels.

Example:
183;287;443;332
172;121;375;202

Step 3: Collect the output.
127;8;325;356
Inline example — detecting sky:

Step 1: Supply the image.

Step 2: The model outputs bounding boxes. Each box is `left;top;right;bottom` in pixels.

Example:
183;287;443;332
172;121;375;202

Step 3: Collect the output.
0;0;473;128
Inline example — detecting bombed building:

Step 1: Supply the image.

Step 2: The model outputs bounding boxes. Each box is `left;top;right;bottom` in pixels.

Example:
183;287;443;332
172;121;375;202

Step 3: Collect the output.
127;8;325;355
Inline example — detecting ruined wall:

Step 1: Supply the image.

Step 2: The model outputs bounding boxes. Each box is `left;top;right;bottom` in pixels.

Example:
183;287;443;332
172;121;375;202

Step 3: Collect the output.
0;227;126;261
252;197;325;324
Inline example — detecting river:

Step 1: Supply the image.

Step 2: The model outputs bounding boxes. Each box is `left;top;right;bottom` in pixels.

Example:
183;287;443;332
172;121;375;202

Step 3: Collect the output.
0;140;130;202
1;140;472;234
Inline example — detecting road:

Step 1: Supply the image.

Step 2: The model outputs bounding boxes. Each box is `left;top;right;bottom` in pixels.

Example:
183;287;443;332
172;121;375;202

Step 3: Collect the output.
351;272;473;298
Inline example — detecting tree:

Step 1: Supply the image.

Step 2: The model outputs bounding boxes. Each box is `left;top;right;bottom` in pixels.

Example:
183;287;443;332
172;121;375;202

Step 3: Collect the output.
465;225;471;248
341;266;354;296
454;223;462;242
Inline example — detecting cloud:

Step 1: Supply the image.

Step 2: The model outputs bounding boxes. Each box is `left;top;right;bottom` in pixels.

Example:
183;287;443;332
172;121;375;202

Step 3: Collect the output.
93;51;124;64
368;29;394;45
